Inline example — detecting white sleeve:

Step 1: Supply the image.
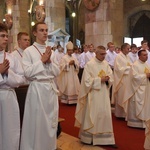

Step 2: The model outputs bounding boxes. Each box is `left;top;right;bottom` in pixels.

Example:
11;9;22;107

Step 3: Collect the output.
22;50;45;79
0;74;5;84
5;56;26;87
79;54;85;68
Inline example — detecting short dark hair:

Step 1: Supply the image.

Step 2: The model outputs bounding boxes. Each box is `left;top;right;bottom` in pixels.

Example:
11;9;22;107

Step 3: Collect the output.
138;49;147;57
32;22;46;33
17;32;29;40
130;44;137;49
121;43;129;51
107;42;114;48
141;40;148;45
97;45;105;50
95;45;106;55
73;46;78;51
0;23;8;33
57;45;61;48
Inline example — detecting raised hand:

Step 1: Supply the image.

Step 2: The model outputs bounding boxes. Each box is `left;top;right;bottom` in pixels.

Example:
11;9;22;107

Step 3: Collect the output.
69;60;75;65
0;59;10;74
41;46;52;64
101;76;110;83
146;73;150;79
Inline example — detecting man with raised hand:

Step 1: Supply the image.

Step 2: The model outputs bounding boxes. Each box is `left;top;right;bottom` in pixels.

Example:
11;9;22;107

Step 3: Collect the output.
0;22;25;150
20;22;60;150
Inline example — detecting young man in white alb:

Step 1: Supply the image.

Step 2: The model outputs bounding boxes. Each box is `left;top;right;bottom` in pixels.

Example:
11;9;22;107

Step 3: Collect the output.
0;23;25;150
20;22;60;150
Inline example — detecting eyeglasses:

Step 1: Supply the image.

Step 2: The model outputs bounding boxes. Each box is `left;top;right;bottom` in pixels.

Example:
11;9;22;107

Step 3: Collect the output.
0;34;8;38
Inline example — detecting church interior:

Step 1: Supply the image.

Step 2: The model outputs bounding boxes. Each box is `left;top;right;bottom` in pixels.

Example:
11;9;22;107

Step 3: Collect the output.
1;0;150;150
0;0;150;51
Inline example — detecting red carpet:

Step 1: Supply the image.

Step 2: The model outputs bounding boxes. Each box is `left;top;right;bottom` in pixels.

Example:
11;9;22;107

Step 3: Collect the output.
59;103;145;150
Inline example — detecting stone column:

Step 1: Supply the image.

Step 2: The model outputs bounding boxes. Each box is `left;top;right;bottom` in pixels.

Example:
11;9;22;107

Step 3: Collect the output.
85;0;123;47
9;0;30;51
18;0;30;34
0;1;5;22
45;0;65;32
11;4;20;50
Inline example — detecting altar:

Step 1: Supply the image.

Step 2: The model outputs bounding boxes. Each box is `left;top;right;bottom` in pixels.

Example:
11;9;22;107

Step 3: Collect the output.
48;28;70;53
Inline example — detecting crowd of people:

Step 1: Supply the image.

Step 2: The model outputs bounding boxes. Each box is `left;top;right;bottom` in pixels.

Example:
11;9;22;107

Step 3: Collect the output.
0;21;150;150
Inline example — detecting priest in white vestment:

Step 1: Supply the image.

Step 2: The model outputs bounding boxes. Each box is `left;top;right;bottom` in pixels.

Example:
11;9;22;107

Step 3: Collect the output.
20;22;60;150
123;50;150;149
124;50;149;128
57;41;80;104
75;46;116;147
0;23;26;150
112;43;131;118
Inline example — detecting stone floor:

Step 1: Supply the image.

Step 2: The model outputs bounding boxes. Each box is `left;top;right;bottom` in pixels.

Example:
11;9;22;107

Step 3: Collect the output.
57;132;105;150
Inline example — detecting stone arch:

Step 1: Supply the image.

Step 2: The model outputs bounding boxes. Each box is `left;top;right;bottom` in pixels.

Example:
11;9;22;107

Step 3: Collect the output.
124;4;150;37
131;12;150;38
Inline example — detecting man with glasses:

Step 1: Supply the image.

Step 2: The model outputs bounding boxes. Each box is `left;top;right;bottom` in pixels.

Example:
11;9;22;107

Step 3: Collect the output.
0;23;25;150
75;45;117;148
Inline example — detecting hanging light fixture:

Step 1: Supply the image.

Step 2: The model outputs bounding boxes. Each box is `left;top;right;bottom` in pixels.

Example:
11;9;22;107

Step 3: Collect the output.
71;12;76;17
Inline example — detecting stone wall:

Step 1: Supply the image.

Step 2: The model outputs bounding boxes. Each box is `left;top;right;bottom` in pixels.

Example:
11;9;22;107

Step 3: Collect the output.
1;0;150;50
124;0;150;15
45;0;65;32
0;1;5;23
110;0;123;47
78;1;85;45
9;0;30;51
18;0;30;33
124;0;150;37
84;0;123;48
